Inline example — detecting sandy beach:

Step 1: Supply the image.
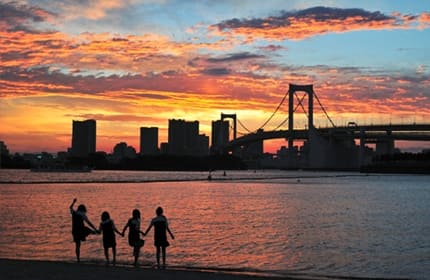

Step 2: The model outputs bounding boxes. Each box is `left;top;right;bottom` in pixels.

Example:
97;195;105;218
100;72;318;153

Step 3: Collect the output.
0;259;305;280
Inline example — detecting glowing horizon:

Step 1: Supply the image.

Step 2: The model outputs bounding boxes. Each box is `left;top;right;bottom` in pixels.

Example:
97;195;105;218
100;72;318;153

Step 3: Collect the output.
1;1;430;154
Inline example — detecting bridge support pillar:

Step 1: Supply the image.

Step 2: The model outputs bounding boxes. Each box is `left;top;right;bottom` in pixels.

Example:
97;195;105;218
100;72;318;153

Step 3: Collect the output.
375;130;395;156
288;84;314;149
221;113;237;140
288;86;294;149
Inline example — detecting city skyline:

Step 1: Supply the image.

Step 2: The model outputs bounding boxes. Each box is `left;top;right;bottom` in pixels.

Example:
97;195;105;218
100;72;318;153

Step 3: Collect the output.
1;1;430;154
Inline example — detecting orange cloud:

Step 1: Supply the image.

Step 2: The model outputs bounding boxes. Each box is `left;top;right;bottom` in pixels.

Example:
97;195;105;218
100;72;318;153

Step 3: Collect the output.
211;7;427;41
44;0;149;20
419;12;430;28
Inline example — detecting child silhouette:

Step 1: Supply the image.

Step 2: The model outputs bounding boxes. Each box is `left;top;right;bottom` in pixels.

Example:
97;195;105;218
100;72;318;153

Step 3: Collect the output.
122;209;145;266
69;198;98;262
98;211;123;265
144;206;175;269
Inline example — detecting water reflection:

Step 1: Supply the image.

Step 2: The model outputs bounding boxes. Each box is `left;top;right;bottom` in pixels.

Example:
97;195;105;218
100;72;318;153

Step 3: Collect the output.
0;172;429;279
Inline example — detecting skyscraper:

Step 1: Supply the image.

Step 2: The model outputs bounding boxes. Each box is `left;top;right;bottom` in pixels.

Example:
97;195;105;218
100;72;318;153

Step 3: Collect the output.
168;119;200;155
71;119;96;157
140;127;158;155
211;120;229;153
198;134;209;156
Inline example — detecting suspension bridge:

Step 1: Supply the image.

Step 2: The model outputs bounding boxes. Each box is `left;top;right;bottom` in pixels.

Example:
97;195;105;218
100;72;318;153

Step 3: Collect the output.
216;84;430;169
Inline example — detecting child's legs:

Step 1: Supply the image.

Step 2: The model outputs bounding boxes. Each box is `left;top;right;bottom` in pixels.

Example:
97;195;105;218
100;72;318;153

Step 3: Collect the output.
112;246;116;264
104;247;109;262
162;246;166;265
75;241;81;261
156;246;161;265
133;246;140;257
133;246;140;265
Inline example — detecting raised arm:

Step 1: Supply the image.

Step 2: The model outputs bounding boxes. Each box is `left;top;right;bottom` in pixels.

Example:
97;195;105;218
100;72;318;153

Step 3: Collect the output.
69;198;77;213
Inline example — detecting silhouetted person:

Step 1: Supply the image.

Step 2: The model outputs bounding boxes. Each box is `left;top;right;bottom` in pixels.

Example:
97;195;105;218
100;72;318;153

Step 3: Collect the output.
122;209;145;266
144;206;175;269
98;211;123;265
69;198;98;262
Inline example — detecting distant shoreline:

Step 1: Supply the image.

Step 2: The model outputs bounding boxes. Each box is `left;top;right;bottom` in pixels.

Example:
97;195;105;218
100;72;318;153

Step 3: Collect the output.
0;171;383;184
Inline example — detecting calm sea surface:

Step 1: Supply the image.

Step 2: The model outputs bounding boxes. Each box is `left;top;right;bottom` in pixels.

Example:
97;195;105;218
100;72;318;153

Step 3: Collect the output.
0;169;429;279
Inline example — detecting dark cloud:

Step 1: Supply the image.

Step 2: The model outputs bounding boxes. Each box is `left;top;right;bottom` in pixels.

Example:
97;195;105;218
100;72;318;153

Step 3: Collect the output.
290;6;393;22
0;66;141;95
0;50;33;61
139;93;170;100
210;6;418;40
187;57;199;67
34;39;74;49
0;1;56;32
0;2;46;22
201;68;231;76
207;52;265;63
112;37;129;42
161;70;178;76
258;45;285;52
214;6;394;30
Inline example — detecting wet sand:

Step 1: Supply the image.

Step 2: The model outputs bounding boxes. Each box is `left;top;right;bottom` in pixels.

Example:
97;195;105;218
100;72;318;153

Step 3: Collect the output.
0;259;298;280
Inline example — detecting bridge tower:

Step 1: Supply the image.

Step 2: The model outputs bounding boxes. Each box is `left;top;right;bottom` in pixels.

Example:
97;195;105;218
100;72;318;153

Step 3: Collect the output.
288;84;314;149
221;113;237;140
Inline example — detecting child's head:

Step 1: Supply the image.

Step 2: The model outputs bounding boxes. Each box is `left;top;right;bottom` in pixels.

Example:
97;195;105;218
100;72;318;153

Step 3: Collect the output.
77;204;87;213
132;209;140;219
156;206;163;216
101;211;110;221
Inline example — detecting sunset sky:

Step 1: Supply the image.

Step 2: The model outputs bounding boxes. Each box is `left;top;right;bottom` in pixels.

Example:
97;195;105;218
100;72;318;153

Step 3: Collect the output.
1;0;430;154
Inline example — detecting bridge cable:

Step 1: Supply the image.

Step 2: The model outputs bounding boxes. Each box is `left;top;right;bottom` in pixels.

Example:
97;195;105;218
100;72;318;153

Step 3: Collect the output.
272;93;307;130
228;123;248;138
296;92;308;115
235;91;289;134
257;91;289;130
237;118;253;133
314;92;336;128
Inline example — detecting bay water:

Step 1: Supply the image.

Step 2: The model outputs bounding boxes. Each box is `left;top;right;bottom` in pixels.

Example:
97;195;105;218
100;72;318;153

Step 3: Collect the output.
0;169;429;279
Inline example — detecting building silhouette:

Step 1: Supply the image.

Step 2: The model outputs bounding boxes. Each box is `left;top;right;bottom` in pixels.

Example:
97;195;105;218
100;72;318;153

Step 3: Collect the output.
198;134;209;156
160;142;169;155
211;120;229;153
140;127;158;155
0;141;9;157
168;119;208;156
71;119;96;157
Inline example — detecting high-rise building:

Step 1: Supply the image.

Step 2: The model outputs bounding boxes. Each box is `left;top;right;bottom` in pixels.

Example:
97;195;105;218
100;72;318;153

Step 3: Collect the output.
198;134;209;156
168;119;200;155
211;120;229;153
0;141;10;168
71;119;96;157
0;141;9;157
140;127;158;155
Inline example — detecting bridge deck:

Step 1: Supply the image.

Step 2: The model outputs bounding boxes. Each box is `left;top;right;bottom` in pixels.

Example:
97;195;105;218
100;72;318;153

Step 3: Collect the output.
225;124;430;149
